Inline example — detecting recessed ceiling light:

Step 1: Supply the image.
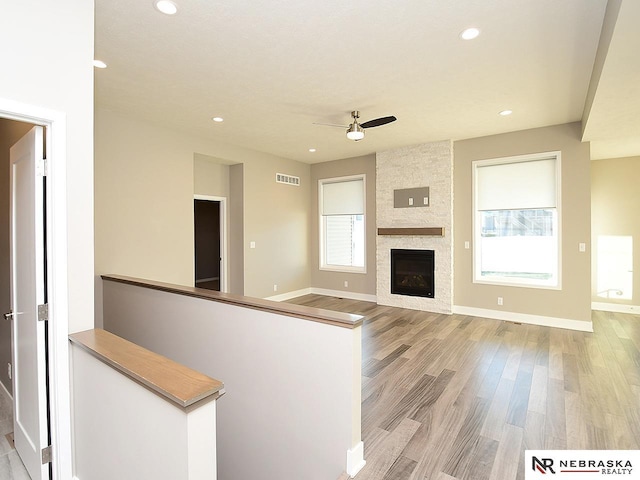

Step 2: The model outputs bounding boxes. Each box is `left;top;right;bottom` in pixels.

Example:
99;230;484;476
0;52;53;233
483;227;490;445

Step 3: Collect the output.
212;117;224;122
154;0;178;15
499;110;513;116
93;60;107;69
309;148;316;153
460;28;480;40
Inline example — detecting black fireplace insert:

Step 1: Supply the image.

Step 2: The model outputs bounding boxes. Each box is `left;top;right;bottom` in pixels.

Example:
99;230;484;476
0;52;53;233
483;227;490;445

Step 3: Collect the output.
391;249;434;298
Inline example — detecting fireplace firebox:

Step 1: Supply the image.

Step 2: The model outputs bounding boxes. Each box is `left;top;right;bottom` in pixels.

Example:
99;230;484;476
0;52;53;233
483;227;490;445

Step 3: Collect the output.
391;249;434;298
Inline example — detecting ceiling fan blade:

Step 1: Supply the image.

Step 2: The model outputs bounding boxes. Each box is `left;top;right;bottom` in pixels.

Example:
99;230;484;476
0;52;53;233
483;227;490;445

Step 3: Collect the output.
312;122;349;128
360;116;397;129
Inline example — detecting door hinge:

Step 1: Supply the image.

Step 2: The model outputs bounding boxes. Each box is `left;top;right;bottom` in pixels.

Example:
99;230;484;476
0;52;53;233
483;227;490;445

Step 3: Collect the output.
41;445;52;464
37;158;48;177
37;303;49;322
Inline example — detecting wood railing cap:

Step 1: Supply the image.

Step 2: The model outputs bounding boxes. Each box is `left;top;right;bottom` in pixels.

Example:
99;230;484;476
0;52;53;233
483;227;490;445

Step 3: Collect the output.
101;274;364;329
69;328;225;409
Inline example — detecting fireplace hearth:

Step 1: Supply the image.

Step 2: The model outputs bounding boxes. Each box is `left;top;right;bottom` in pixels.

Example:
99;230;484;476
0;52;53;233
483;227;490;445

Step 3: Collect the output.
391;249;435;298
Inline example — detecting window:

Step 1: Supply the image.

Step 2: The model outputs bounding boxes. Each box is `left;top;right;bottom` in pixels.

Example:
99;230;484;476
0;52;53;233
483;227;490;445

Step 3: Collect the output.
473;152;561;288
319;175;366;272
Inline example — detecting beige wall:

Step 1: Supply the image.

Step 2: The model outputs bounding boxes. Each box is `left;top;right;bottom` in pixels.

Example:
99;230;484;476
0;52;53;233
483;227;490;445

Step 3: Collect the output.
454;123;592;324
95;110;196;294
310;155;377;296
194;153;230;198
95;108;310;321
591;156;640;306
1;0;95;334
0;119;36;394
229;164;245;294
242;156;311;297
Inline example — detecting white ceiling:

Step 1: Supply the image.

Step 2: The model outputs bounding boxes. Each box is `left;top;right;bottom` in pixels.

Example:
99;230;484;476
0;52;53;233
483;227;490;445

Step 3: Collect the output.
94;0;639;164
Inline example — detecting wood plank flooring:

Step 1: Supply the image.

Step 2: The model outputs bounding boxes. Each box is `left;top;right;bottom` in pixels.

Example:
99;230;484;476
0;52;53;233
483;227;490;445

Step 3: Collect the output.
287;295;640;480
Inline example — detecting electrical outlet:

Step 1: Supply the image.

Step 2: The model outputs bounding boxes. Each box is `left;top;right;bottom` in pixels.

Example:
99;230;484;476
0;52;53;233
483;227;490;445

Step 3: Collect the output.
250;241;256;249
579;242;586;252
497;297;503;306
464;241;470;249
273;284;278;292
7;363;11;380
344;281;348;288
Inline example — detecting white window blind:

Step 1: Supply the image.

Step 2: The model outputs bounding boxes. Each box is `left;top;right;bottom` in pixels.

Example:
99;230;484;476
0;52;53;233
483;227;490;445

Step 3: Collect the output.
325;216;355;266
321;179;364;215
476;158;556;211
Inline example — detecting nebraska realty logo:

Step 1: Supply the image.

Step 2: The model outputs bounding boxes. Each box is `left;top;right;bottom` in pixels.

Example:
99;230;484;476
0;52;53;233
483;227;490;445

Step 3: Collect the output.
525;451;640;479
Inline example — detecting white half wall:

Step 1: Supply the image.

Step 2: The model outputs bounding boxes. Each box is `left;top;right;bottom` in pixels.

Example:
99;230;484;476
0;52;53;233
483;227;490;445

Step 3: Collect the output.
71;345;217;480
102;280;362;480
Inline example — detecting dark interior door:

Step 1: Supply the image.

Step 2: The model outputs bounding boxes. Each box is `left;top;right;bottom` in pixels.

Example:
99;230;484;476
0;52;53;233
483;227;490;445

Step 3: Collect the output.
194;199;221;291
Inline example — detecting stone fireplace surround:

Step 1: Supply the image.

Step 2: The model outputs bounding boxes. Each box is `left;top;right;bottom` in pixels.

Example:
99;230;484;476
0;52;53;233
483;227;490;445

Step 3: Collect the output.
376;141;454;314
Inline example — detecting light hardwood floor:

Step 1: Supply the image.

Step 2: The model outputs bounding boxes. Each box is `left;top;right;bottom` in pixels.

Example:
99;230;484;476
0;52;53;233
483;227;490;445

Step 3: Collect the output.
287;295;640;480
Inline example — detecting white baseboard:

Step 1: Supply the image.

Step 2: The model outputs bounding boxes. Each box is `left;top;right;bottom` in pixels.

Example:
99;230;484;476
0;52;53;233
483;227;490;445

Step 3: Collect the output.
452;305;593;332
265;287;377;303
592;302;640;315
346;441;366;478
264;288;313;302
310;288;377;303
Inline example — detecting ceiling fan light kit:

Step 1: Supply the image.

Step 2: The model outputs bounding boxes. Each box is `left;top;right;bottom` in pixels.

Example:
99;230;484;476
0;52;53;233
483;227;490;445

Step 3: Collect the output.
346;122;365;141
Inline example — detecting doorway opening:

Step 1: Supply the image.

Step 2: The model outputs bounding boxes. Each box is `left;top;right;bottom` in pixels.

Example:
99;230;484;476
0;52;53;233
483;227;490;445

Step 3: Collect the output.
0;99;72;480
194;195;227;292
1;118;43;479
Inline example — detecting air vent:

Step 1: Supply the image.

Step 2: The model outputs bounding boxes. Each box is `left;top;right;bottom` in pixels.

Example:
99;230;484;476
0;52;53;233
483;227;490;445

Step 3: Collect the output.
276;173;300;186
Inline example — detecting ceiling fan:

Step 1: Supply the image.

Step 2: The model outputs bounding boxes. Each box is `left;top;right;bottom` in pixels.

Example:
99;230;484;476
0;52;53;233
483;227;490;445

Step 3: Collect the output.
314;111;397;141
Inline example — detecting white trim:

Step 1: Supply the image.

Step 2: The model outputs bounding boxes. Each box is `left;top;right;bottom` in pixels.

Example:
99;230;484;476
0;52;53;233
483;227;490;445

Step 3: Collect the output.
194;195;228;293
0;97;73;480
265;287;377;303
319;264;367;274
346;441;366;478
452;305;593;332
311;288;377;303
592;302;640;315
264;288;313;302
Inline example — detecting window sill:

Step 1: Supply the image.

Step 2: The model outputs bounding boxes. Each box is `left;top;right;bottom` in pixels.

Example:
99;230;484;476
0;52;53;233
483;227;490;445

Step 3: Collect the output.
473;278;561;290
320;266;367;274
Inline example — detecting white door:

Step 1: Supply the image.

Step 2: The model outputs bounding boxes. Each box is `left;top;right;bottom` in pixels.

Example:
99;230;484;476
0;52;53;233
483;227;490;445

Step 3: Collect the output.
9;126;49;480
